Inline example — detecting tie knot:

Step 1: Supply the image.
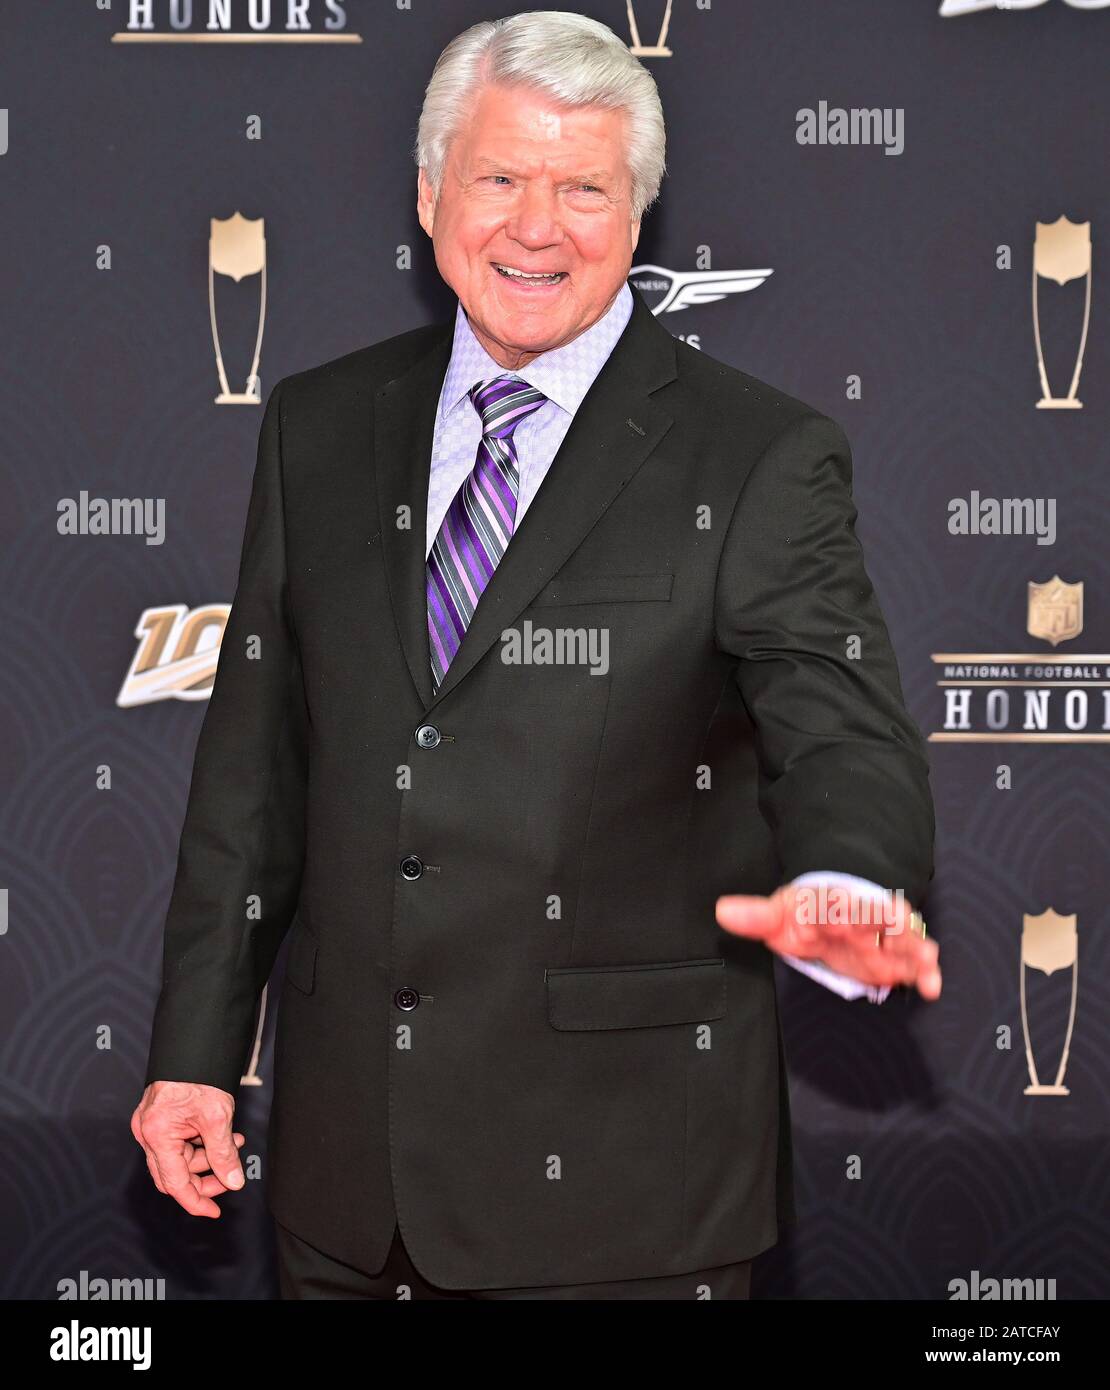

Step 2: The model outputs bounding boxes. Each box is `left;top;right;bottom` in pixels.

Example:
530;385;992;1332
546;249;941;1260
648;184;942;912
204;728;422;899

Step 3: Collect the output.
470;375;547;439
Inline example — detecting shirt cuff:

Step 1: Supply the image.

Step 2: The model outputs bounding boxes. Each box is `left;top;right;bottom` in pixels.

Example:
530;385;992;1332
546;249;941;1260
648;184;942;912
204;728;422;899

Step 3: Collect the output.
780;871;894;1003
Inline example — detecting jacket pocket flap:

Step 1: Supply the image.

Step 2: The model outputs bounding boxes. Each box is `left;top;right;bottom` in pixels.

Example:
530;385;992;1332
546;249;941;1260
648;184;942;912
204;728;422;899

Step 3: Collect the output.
285;914;318;995
532;572;674;607
545;957;725;1031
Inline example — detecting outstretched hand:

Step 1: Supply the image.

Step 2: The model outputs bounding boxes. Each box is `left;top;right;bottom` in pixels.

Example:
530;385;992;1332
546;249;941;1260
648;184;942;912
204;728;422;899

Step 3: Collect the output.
716;882;942;1001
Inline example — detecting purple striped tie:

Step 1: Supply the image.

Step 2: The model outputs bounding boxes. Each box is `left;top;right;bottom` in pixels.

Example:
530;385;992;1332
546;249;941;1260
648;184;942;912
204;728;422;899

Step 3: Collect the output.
427;374;548;690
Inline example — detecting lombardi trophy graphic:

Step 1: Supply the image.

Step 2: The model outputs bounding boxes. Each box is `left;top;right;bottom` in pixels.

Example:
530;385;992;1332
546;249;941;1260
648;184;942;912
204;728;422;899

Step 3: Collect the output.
209;211;267;405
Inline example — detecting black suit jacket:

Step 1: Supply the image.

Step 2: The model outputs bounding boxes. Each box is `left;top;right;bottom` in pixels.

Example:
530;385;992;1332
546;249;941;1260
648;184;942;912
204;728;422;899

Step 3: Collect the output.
144;283;934;1288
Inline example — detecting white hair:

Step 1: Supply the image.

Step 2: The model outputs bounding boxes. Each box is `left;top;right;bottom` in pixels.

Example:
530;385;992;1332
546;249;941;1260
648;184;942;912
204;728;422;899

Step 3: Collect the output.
413;10;666;223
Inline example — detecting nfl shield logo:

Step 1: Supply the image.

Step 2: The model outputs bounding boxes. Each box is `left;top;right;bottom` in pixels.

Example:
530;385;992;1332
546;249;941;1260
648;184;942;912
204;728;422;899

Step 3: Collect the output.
1027;577;1083;647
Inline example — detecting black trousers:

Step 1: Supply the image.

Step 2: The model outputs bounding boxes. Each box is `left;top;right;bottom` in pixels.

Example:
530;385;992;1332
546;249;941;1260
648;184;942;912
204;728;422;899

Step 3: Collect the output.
276;1221;753;1301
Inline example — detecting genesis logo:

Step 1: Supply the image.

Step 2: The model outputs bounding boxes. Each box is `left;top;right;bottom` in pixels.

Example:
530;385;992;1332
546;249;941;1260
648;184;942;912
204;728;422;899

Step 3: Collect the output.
941;0;1110;14
628;263;773;315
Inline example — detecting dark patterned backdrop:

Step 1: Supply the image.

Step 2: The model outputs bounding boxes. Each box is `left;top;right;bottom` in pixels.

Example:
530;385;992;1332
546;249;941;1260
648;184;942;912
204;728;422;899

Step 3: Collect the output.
1;0;1107;1301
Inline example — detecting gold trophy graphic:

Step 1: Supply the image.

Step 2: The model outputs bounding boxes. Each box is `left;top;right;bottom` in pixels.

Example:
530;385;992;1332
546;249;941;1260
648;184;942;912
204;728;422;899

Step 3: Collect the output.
626;0;673;56
209;211;267;405
1020;909;1079;1096
1032;216;1091;409
1027;576;1084;647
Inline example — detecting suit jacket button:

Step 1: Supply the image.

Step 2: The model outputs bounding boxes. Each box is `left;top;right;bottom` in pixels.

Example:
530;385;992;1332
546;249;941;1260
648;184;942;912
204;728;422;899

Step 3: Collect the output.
415;724;441;749
399;855;423;880
394;988;420;1011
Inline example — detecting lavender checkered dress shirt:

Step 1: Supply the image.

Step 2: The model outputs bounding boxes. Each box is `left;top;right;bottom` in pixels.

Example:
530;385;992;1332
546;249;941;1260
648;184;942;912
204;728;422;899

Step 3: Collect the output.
423;280;889;1003
425;282;635;558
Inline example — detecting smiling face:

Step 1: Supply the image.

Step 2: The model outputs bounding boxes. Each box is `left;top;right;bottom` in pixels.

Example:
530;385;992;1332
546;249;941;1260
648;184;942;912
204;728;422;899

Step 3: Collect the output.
417;82;641;371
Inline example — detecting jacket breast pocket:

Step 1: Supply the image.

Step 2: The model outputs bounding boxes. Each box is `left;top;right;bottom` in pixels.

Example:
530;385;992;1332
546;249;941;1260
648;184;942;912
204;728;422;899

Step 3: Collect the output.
531;572;674;607
283;913;318;995
545;957;725;1031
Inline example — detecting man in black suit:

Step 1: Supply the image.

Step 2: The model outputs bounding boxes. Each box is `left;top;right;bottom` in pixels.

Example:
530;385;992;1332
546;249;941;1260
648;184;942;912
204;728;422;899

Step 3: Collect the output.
132;11;940;1300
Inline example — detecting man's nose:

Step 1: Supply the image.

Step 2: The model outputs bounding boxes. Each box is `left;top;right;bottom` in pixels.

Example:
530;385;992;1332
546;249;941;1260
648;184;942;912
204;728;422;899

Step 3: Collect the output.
508;183;562;246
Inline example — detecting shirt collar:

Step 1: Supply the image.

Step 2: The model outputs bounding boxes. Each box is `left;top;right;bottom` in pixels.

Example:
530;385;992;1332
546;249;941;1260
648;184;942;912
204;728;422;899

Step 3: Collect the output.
438;280;634;423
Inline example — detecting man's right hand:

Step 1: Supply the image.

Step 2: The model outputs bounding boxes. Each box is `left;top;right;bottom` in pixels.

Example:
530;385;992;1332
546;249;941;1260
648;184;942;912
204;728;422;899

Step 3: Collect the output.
131;1080;246;1218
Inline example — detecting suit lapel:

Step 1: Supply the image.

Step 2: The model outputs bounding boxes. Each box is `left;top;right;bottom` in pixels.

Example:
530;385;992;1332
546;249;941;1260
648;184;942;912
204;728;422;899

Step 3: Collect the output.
373;285;678;713
374;327;454;709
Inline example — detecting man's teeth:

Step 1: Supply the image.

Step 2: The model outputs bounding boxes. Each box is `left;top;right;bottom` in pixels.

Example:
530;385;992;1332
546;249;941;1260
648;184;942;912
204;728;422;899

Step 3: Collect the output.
495;264;563;281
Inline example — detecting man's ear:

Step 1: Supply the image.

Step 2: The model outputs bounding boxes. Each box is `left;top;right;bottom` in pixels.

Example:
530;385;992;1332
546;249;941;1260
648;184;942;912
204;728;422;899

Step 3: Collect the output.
417;166;436;237
630;217;642;255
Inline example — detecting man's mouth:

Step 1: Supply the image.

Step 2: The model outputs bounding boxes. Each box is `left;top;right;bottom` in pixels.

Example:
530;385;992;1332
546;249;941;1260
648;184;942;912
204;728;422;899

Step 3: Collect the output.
491;262;567;285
